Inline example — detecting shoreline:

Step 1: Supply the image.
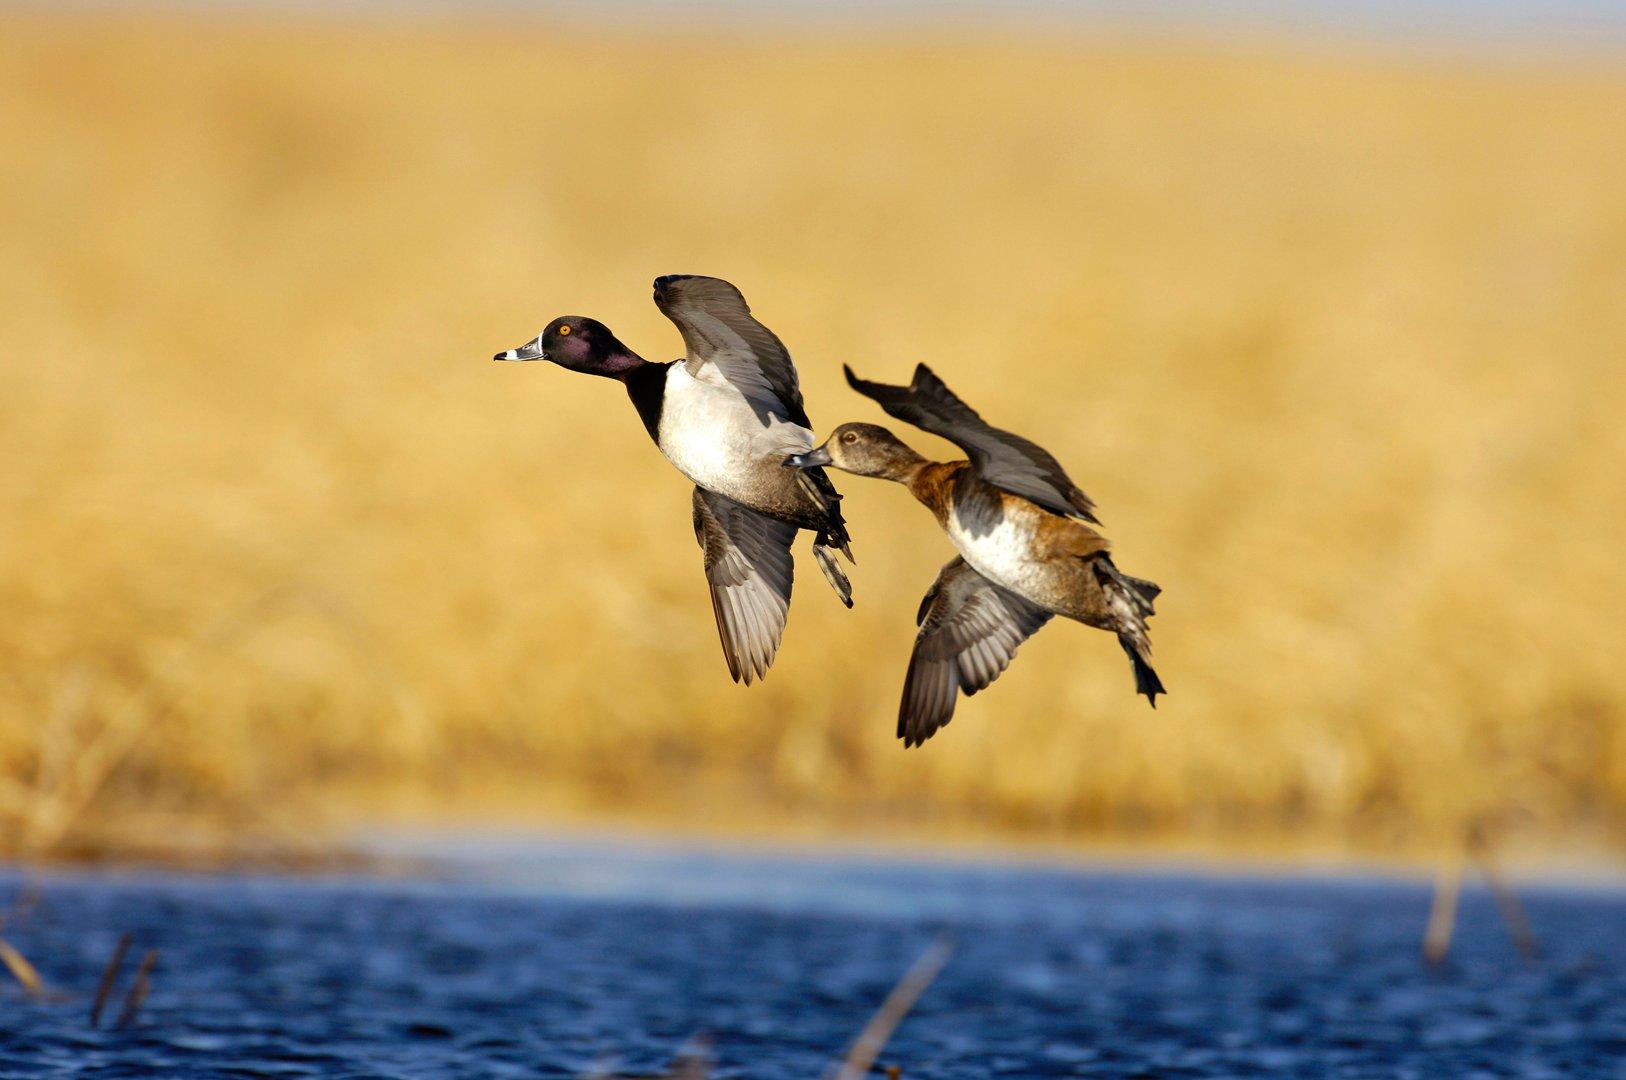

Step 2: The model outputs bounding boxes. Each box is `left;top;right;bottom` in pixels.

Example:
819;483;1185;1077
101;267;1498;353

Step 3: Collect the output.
6;797;1622;893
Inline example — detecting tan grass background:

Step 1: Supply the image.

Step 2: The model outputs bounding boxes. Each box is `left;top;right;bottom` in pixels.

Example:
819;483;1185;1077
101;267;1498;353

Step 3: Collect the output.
1;12;1623;861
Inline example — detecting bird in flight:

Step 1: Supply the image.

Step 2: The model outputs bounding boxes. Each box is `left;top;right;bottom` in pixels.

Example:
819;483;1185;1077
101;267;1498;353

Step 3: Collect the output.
788;363;1161;746
496;275;854;684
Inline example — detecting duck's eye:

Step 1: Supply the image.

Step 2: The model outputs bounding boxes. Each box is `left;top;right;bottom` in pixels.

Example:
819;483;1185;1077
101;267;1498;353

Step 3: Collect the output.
558;324;572;336
842;431;858;444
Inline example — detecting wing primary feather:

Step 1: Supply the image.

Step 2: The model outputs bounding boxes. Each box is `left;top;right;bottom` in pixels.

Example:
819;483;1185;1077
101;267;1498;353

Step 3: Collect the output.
893;558;1051;746
845;363;1100;524
692;488;796;685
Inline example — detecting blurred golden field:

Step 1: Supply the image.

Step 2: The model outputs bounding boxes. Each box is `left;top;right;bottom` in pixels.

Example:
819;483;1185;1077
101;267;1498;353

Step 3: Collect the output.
1;11;1623;863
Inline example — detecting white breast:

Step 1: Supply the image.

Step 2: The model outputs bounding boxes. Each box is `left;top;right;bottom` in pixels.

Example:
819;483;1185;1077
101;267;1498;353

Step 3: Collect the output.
657;364;813;501
945;504;1049;601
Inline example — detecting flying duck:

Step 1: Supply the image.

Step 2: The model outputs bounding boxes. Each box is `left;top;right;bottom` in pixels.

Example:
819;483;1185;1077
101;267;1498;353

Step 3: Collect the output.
786;363;1162;746
495;275;853;685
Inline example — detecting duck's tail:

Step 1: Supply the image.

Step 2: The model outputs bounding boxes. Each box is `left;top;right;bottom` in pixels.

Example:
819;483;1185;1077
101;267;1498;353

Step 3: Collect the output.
1094;556;1164;707
1119;634;1165;706
812;539;853;608
794;464;855;606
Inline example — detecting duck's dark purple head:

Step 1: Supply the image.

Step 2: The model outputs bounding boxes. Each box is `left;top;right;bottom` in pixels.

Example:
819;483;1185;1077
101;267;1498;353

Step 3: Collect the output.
493;316;644;378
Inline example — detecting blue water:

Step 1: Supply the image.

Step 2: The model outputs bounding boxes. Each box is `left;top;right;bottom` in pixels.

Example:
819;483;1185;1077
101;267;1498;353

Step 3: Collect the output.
0;838;1622;1077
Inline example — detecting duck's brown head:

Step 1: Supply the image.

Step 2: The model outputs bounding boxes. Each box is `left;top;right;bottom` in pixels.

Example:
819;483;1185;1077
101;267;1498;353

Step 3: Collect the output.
784;423;925;480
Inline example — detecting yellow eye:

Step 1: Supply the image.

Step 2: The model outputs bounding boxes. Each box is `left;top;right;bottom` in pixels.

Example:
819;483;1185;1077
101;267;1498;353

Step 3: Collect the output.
558;324;572;336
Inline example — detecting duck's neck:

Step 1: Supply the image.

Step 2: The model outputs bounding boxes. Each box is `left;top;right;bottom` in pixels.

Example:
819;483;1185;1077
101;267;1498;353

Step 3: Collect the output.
880;448;931;485
621;356;669;445
903;458;963;517
595;343;649;380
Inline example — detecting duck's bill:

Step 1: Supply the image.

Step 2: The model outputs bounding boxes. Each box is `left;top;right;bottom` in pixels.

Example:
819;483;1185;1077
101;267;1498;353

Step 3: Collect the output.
782;445;832;469
494;337;546;362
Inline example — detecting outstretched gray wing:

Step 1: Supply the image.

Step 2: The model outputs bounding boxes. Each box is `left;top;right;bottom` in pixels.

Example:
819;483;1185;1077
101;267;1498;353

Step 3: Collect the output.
899;557;1052;747
653;275;810;427
692;487;797;685
846;363;1099;524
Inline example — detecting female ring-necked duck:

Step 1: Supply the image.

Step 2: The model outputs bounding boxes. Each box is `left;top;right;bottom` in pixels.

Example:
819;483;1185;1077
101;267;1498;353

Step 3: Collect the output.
787;363;1162;746
495;275;853;685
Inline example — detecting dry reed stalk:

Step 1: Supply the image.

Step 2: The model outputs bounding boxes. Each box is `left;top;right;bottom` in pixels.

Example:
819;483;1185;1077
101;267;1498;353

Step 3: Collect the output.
91;932;133;1027
1467;829;1539;960
1425;822;1541;963
664;1037;713;1080
114;949;157;1030
578;1035;711;1080
1423;859;1463;965
0;937;45;999
830;938;953;1080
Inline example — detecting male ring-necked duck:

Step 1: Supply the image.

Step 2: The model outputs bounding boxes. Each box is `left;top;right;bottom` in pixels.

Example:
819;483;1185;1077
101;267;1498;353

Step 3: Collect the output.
787;363;1162;746
495;275;853;685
